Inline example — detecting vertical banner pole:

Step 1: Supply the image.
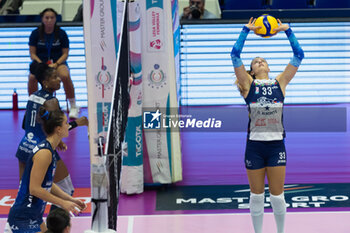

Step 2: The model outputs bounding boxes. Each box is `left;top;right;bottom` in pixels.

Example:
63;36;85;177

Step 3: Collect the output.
121;0;144;195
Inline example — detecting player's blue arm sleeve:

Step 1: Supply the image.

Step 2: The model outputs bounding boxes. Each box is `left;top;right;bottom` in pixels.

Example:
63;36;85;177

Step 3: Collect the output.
231;26;250;68
285;28;304;67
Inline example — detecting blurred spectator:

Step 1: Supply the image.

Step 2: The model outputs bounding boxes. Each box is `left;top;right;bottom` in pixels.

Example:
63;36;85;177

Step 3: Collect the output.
0;0;23;15
181;0;218;20
72;3;82;22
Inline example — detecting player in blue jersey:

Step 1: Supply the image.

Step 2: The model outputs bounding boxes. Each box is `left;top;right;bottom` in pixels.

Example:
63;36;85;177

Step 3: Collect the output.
5;108;86;233
231;18;304;233
16;62;88;209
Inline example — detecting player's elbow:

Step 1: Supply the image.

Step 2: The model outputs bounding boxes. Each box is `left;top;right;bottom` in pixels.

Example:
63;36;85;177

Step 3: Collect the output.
29;184;40;197
297;48;304;61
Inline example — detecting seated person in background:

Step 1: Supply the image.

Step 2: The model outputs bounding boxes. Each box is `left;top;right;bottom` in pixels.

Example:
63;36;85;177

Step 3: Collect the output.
72;3;83;22
0;0;23;14
45;208;71;233
28;8;80;118
181;0;218;20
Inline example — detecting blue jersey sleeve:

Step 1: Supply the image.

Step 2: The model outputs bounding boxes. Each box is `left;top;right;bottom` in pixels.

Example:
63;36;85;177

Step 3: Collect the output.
28;29;39;47
60;29;69;48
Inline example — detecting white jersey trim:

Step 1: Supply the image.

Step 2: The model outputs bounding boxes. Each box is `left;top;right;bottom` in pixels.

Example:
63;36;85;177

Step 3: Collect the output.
28;94;46;105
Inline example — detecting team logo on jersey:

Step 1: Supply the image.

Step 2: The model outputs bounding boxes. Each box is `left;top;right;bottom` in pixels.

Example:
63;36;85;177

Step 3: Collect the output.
257;96;276;106
254;79;276;85
10;225;19;231
28;219;39;229
26;132;37;144
245;160;252;167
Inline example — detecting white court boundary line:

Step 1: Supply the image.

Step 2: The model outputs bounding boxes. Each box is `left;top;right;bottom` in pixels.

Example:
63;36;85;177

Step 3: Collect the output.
120;210;350;218
2;210;350;220
127;216;134;233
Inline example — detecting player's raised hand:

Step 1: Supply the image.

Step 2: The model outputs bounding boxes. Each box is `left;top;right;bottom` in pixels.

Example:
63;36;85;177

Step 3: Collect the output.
273;19;290;33
245;17;261;34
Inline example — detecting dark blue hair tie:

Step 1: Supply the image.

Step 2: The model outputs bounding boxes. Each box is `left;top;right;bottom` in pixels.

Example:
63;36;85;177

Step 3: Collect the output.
41;111;49;120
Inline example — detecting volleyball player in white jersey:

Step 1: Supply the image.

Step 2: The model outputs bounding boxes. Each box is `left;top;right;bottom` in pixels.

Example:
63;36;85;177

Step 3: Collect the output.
231;18;304;233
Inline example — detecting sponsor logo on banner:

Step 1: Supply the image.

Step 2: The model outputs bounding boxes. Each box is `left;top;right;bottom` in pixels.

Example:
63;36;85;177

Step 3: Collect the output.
156;183;350;211
97;102;111;133
100;40;107;51
98;0;106;39
143;110;162;129
148;64;166;88
143;108;222;131
123;117;143;166
137;90;142;105
135;125;142;157
146;0;165;52
95;57;113;98
150;39;162;50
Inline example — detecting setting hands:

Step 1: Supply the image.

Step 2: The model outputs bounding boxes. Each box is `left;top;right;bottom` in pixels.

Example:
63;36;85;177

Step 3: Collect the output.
245;17;261;34
273;19;290;33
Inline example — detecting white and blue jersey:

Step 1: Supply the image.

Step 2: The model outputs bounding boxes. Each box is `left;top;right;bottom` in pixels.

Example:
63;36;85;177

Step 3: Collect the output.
7;140;57;232
245;79;285;141
15;89;55;163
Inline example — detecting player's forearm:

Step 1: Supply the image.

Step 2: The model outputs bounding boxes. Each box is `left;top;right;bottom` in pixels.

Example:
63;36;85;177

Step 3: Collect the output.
55;53;68;65
30;54;42;63
231;26;250;68
51;183;74;201
30;186;65;207
285;28;304;67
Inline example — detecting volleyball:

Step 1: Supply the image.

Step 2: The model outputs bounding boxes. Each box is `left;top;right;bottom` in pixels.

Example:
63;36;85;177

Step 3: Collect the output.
254;14;278;38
